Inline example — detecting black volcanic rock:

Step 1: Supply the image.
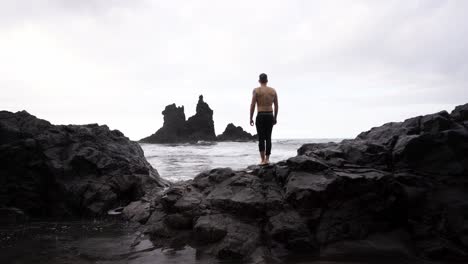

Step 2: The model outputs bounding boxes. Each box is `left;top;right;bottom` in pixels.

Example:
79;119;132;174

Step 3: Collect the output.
122;103;468;263
140;95;216;143
140;104;187;143
300;109;468;175
0;110;168;217
216;123;256;141
451;103;468;125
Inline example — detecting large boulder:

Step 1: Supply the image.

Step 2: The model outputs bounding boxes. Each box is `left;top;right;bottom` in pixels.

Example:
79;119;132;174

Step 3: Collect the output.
392;129;468;175
216;123;256;142
451;103;468;123
0;111;168;217
298;140;390;170
140;95;216;143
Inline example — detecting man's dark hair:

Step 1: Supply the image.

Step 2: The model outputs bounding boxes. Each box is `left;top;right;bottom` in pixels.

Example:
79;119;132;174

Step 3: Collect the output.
259;73;268;84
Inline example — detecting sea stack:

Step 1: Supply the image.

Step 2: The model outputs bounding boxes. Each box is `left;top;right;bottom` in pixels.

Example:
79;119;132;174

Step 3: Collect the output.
185;95;216;142
217;123;256;141
140;104;187;143
140;95;216;143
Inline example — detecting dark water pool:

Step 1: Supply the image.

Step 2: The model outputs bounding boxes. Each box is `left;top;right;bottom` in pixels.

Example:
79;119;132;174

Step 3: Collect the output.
0;220;221;264
0;220;439;264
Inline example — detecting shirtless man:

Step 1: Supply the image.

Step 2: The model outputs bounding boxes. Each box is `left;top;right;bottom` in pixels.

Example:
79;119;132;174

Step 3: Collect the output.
250;73;278;165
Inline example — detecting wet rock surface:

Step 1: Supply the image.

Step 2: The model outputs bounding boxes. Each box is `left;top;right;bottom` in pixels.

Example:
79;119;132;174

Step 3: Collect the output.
125;103;468;263
217;123;256;142
0;110;167;217
140;95;216;143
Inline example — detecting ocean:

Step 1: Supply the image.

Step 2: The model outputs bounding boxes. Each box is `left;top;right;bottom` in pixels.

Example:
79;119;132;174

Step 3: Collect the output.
140;139;342;182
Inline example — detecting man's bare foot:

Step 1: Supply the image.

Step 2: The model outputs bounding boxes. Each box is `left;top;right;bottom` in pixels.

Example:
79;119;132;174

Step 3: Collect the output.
259;152;266;165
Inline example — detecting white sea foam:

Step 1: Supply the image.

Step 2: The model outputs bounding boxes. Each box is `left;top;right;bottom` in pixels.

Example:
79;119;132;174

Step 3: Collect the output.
140;138;342;182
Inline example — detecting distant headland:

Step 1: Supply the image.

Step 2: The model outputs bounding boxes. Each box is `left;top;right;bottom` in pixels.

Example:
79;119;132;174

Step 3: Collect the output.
139;95;256;143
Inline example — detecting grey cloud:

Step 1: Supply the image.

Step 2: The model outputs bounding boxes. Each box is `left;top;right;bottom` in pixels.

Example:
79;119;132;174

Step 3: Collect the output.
0;0;147;27
1;0;467;139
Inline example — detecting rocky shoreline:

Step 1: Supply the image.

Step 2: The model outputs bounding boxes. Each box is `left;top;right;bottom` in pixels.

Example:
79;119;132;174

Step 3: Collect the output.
1;103;467;263
125;103;468;263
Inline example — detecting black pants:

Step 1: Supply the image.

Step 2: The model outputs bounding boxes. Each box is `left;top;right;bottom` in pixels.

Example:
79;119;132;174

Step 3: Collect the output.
256;112;274;156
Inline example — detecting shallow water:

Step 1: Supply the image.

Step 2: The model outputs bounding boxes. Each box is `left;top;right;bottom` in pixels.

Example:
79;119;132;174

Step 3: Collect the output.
0;220;433;264
141;139;341;182
0;220;223;264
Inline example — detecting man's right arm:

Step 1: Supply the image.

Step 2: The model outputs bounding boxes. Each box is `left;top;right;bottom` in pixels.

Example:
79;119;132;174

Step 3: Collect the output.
250;88;256;126
273;91;278;125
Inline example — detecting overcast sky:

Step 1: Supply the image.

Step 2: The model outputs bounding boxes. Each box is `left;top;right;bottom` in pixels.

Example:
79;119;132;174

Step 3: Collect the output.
1;0;467;140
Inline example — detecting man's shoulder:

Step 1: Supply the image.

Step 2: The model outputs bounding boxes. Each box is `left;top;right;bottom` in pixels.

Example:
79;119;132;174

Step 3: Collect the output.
268;86;277;94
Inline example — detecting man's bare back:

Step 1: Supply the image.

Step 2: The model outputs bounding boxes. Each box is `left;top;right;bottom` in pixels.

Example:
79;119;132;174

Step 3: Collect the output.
254;86;277;112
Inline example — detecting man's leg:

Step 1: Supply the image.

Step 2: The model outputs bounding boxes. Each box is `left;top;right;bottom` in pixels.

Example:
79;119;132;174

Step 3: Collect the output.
256;115;266;164
264;115;274;163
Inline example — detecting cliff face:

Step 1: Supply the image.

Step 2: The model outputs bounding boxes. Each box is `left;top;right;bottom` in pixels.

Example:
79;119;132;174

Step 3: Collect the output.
140;95;216;143
0;111;168;217
217;123;256;141
124;103;468;263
